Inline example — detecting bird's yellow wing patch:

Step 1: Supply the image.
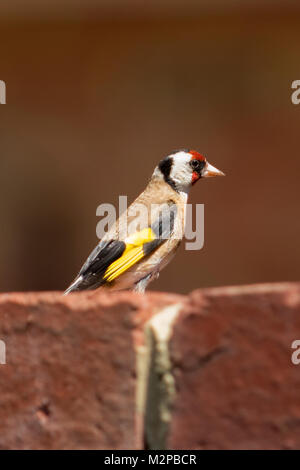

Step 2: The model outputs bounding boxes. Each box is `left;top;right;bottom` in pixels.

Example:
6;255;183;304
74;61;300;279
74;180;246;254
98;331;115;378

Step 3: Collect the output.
103;228;156;282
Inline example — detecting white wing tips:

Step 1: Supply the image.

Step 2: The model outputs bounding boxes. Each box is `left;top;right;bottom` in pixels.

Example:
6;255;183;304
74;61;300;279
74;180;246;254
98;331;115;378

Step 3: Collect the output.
63;276;83;295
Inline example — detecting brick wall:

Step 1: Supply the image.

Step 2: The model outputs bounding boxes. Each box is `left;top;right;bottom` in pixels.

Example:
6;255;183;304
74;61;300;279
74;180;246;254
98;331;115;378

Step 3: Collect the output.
0;283;299;449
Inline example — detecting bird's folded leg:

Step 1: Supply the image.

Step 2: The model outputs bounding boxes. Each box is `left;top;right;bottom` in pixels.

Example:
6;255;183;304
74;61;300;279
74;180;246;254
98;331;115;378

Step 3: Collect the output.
134;271;159;293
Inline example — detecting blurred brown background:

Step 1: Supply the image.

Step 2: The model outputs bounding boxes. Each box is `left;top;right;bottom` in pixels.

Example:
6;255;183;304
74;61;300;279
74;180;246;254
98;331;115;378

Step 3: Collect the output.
0;1;300;294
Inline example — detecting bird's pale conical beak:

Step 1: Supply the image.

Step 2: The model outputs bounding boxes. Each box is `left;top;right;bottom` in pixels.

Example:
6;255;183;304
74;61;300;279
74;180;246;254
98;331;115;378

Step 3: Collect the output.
202;162;225;178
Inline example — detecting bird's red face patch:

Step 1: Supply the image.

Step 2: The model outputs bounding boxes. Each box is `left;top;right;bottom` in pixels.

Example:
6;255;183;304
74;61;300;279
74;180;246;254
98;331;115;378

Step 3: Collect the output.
189;150;206;161
189;150;206;184
191;171;200;184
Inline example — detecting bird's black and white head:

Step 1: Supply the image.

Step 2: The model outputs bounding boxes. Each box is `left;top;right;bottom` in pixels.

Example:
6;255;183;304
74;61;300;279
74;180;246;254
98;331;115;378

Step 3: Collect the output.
154;149;224;193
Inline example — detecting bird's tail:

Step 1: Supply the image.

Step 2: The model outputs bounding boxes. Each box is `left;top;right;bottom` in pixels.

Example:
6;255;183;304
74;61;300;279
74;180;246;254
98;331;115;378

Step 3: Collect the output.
63;276;83;295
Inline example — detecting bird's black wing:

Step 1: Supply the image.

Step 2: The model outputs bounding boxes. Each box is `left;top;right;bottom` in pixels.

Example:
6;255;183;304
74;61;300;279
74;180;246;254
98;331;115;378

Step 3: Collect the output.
64;202;177;294
64;240;126;293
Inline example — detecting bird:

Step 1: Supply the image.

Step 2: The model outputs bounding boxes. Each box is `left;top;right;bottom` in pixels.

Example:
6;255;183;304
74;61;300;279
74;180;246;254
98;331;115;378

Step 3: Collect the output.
64;149;224;295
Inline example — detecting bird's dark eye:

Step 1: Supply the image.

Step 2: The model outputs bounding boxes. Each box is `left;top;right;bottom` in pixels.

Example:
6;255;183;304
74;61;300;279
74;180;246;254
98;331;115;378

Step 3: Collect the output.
190;159;205;173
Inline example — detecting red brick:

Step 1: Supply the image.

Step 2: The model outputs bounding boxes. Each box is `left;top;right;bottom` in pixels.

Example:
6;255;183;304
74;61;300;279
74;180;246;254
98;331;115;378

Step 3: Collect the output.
0;290;181;449
167;283;300;449
2;284;300;450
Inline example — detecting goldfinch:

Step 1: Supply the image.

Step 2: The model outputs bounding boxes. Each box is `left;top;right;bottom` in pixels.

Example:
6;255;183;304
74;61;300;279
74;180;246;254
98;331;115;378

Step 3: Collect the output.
64;150;224;294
